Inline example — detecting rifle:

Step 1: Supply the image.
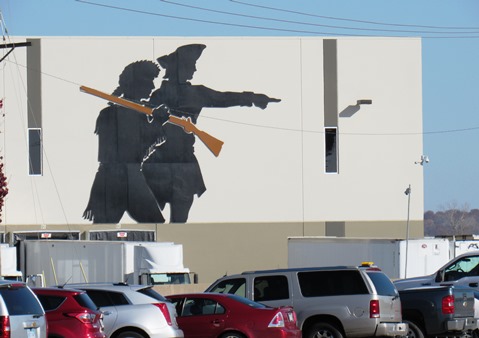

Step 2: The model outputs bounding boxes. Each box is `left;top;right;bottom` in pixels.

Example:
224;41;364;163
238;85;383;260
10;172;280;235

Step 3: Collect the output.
79;85;224;157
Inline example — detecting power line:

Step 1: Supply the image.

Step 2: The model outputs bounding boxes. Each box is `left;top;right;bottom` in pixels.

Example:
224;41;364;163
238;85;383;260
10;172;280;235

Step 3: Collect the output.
205;116;479;136
74;0;353;36
75;0;479;39
5;56;479;138
0;20;72;226
160;0;479;35
230;0;479;31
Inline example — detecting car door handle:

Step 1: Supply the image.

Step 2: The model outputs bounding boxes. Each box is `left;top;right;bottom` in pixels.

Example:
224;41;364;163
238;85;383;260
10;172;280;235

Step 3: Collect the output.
102;311;112;316
469;283;478;287
211;319;223;326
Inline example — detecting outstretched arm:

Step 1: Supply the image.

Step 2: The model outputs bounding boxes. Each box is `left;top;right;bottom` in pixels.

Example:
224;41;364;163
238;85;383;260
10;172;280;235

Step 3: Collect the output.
244;92;281;109
177;84;281;110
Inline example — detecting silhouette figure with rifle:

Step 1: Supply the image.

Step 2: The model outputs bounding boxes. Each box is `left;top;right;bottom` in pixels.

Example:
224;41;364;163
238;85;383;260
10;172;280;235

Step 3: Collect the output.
142;44;281;223
82;61;168;224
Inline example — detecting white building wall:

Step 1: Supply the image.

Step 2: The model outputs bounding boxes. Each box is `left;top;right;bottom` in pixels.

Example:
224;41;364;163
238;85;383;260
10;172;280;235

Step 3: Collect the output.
0;36;423;225
315;37;424;221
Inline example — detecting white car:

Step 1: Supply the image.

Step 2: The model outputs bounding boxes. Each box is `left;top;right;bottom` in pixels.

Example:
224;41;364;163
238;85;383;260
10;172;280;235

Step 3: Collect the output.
0;281;47;338
62;283;183;338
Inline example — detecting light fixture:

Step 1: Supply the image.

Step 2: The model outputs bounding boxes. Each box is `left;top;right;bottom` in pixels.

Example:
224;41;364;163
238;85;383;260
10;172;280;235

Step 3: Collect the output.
356;99;372;105
404;186;411;195
415;155;430;165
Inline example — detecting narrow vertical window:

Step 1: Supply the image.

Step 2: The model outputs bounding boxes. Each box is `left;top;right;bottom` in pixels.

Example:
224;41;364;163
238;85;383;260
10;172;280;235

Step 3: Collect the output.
28;128;42;175
325;127;338;173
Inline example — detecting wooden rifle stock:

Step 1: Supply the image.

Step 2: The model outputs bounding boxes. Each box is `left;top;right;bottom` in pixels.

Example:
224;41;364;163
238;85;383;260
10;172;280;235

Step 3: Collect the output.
80;85;224;157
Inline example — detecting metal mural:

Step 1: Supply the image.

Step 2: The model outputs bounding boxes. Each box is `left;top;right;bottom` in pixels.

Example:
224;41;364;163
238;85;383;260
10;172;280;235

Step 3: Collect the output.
83;44;280;224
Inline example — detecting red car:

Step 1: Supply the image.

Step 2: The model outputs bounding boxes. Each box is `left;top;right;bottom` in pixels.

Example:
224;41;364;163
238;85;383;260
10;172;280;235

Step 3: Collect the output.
33;287;105;338
166;292;301;338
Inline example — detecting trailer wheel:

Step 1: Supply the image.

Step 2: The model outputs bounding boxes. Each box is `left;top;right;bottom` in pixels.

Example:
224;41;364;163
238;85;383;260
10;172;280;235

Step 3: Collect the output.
305;322;343;338
404;319;425;338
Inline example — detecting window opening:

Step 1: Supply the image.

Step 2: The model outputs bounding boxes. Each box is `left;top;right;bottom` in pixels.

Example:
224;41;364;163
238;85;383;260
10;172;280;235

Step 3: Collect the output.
325;127;338;173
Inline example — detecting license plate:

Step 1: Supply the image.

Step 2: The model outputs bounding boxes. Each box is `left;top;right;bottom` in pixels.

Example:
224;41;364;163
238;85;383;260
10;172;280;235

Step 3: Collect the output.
27;329;37;338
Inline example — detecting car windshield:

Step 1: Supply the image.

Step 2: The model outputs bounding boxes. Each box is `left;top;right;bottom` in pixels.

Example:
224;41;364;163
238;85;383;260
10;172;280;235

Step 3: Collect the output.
208;278;246;298
137;287;168;302
366;271;398;296
0;285;44;315
225;294;267;308
74;292;99;311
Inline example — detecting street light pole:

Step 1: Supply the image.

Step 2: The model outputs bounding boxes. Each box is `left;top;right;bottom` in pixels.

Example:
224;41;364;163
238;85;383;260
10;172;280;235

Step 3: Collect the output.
404;184;411;278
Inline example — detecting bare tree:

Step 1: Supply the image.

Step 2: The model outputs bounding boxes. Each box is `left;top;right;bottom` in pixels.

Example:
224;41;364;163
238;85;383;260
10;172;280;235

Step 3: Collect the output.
439;201;474;237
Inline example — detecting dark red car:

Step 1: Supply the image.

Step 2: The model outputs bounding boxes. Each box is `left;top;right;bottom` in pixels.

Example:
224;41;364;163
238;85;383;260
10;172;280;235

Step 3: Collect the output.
166;292;301;338
32;287;105;338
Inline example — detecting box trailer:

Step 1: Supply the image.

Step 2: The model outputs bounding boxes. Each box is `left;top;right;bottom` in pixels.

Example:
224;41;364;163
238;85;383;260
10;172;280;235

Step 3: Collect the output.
0;243;23;281
20;240;196;287
288;237;450;279
451;239;479;257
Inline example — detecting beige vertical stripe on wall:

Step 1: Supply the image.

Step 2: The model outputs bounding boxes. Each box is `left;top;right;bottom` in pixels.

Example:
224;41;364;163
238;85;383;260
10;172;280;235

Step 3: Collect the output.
26;38;42;128
323;39;338;128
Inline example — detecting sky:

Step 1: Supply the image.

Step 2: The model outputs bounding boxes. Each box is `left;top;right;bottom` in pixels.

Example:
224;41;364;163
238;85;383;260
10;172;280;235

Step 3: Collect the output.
1;0;479;212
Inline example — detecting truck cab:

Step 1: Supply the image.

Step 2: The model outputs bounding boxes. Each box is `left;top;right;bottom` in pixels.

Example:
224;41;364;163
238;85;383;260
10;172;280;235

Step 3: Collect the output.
395;251;479;291
140;272;198;285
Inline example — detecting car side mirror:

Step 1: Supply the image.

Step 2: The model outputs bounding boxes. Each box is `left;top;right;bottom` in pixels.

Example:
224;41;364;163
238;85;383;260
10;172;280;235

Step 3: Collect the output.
435;270;444;282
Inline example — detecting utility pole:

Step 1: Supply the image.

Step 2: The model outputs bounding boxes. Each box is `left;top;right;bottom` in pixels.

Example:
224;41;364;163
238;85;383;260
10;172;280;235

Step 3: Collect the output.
404;184;411;278
0;41;31;63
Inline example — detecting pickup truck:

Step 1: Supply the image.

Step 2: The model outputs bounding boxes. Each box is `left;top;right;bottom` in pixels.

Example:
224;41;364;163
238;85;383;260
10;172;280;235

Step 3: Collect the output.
394;251;479;291
399;285;477;338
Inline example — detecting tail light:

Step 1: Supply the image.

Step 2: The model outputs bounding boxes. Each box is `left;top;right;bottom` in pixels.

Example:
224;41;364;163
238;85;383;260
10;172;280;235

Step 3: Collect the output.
442;295;455;314
268;312;285;328
291;310;298;323
0;316;11;338
153;303;172;326
370;300;380;318
65;312;97;325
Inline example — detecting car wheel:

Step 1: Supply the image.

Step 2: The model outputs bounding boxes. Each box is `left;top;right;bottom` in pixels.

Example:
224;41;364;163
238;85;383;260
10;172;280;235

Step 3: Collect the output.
404;319;425;338
306;323;343;338
116;332;146;338
220;332;246;338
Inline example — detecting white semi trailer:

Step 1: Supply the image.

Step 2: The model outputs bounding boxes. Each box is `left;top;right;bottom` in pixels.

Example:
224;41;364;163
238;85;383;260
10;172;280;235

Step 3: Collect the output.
20;240;196;287
288;236;451;279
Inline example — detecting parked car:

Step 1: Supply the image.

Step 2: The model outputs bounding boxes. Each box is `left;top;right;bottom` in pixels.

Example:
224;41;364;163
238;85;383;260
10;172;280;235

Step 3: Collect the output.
166;292;301;338
32;287;105;338
63;283;183;338
0;280;47;338
205;264;408;338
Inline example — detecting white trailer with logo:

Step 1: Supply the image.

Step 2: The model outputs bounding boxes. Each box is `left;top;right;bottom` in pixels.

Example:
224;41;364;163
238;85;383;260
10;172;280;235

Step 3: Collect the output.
288;236;450;279
20;240;196;287
451;239;479;257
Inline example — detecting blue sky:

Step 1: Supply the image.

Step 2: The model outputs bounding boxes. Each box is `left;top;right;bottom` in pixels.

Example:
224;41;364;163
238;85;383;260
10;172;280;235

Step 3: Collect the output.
1;0;479;211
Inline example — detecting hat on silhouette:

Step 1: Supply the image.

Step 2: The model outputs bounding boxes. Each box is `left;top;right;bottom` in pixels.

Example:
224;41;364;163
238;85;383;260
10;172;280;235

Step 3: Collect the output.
157;44;206;69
